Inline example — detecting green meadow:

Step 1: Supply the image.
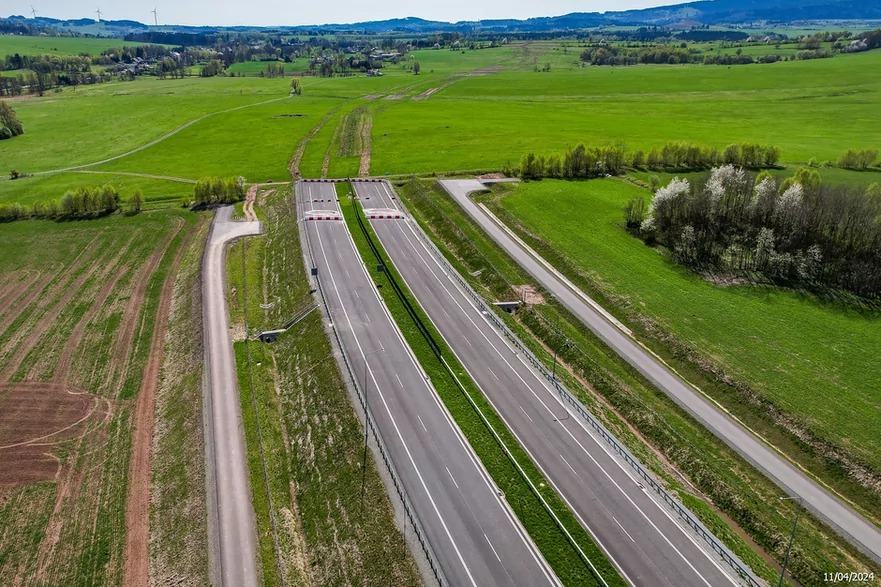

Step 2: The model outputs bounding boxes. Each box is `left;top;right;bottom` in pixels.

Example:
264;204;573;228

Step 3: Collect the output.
0;34;162;56
371;49;881;174
491;178;881;480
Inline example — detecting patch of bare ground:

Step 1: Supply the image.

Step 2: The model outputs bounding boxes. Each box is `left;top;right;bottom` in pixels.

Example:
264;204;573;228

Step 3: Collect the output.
513;284;545;305
0;382;106;487
468;65;504;76
0;271;26;305
244;185;258;222
358;113;373;177
123;219;200;587
701;272;758;287
412;87;440;101
106;220;183;393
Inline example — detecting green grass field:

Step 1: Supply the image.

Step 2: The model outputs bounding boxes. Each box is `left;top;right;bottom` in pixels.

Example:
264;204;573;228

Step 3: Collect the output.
490;177;881;496
371;49;881;174
0;34;163;57
227;58;311;75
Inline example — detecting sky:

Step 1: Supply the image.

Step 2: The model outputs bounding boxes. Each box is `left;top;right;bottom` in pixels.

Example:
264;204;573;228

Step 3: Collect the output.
2;0;671;27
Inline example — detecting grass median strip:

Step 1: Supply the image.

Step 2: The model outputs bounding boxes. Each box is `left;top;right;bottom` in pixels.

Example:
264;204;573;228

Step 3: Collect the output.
336;182;624;587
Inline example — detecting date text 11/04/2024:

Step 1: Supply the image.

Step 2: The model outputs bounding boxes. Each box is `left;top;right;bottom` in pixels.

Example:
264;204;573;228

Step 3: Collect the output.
823;572;875;583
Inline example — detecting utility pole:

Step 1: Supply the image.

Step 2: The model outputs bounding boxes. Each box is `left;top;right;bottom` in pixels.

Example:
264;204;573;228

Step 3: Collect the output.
777;496;803;587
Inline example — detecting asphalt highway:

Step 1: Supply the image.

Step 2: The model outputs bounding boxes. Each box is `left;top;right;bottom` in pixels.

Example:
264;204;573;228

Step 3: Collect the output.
438;179;881;566
356;180;745;586
296;181;560;587
203;206;261;587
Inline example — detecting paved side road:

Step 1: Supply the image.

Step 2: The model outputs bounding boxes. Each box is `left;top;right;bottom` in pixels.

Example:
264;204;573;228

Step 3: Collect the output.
297;181;560;587
439;179;881;565
358;180;746;587
202;206;261;587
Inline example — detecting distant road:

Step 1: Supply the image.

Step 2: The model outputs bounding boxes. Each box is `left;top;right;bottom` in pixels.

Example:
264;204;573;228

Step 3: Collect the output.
357;180;747;586
202;206;261;587
297;180;560;587
439;179;881;565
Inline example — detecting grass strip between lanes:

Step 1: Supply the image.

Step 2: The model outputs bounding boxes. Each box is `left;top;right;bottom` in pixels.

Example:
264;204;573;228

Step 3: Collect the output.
337;182;625;587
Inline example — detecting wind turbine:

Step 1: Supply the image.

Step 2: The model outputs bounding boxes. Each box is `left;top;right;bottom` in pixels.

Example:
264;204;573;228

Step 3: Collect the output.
151;7;158;26
30;5;37;18
96;8;102;22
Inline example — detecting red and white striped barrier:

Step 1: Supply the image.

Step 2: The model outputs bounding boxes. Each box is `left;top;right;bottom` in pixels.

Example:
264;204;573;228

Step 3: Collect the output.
304;210;342;222
364;208;404;220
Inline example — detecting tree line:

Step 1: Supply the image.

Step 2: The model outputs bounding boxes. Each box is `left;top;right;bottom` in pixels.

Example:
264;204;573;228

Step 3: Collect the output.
517;142;780;179
0;184;144;222
631;166;881;298
578;44;834;67
191;177;246;208
837;149;879;171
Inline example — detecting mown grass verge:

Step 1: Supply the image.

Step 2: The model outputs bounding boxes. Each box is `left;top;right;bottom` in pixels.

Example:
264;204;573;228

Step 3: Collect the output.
394;178;881;586
337;183;624;587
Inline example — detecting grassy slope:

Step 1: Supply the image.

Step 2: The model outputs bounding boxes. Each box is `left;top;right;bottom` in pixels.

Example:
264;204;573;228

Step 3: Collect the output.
338;186;624;587
492;178;881;499
395;178;879;586
370;50;881;175
226;189;420;585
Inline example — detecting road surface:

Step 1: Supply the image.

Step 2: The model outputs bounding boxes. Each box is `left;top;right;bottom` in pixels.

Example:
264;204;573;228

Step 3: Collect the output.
203;206;261;587
438;178;881;565
357;180;747;586
296;181;559;587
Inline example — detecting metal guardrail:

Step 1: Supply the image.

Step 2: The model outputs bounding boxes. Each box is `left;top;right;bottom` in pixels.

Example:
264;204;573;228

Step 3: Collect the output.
295;182;447;587
390;180;762;587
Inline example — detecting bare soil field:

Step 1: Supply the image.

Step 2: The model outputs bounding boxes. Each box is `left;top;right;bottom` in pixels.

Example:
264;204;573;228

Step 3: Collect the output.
0;382;109;486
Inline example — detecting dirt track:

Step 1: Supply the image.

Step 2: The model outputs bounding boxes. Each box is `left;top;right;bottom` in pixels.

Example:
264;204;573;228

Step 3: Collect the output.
123;218;201;587
244;186;258;222
358;114;373;177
